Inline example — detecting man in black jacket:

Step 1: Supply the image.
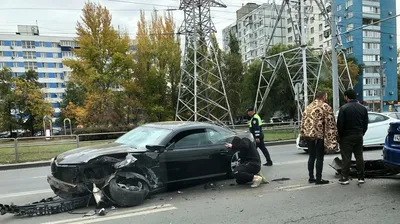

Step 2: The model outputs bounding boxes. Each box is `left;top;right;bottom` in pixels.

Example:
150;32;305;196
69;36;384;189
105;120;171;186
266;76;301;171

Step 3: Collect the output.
226;136;266;187
337;89;369;185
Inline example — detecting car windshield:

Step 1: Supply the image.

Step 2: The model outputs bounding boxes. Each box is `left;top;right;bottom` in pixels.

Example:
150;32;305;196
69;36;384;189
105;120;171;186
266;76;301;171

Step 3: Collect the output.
115;126;172;149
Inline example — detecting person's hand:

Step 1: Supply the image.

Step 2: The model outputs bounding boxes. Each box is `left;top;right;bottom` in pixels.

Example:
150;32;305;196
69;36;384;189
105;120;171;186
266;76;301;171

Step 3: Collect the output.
255;138;260;143
225;143;232;149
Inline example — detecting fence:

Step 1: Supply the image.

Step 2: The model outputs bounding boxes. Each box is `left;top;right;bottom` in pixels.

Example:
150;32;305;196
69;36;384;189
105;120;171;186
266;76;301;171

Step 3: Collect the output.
0;125;300;164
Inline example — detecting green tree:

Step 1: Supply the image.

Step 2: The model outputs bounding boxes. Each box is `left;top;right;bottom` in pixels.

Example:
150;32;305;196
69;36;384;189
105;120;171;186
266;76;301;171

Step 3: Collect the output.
222;32;244;118
63;2;135;126
13;70;54;134
0;67;15;132
57;82;86;126
134;10;181;122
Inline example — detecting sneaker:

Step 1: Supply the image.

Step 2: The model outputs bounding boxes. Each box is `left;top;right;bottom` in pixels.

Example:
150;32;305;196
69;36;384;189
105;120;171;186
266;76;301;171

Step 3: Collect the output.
308;178;316;184
315;179;330;185
251;176;262;188
256;171;269;184
358;179;365;184
338;178;349;185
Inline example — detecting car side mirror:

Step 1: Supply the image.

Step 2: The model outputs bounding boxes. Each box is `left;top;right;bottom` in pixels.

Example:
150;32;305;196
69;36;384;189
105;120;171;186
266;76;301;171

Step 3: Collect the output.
145;145;166;153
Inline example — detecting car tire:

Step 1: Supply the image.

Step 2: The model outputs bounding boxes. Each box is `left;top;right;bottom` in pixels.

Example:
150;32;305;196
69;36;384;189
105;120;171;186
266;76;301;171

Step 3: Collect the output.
109;176;150;207
227;151;240;178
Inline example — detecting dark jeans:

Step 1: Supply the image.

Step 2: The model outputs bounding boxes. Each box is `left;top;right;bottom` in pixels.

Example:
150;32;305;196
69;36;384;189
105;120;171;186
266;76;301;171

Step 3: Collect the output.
307;139;325;181
340;134;364;180
257;139;272;162
235;162;261;184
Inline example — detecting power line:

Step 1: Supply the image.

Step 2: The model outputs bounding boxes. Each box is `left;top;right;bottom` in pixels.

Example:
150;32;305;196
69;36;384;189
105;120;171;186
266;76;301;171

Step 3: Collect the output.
343;13;400;35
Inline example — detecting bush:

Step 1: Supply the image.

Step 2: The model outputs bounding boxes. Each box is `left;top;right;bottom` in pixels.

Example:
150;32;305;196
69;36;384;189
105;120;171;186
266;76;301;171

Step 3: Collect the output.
74;125;136;141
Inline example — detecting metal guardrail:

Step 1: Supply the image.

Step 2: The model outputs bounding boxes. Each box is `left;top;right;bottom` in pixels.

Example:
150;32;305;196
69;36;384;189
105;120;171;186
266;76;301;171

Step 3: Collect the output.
0;127;299;163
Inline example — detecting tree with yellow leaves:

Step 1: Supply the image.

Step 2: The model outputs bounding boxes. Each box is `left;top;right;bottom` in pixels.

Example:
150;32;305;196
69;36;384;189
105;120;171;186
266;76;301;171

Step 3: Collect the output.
63;2;135;126
133;10;181;122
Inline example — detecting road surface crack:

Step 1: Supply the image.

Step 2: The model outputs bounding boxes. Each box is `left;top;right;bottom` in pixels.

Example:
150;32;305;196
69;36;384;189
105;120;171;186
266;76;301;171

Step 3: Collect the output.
283;200;396;224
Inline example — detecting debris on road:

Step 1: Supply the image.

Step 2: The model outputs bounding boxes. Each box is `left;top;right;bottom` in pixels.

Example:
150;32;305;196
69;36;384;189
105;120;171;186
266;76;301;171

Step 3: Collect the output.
271;178;291;182
329;157;399;178
177;191;183;194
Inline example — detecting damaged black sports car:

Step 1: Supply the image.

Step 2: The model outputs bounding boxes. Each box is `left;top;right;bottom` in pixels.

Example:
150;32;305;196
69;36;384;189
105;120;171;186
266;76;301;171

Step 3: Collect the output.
48;121;251;207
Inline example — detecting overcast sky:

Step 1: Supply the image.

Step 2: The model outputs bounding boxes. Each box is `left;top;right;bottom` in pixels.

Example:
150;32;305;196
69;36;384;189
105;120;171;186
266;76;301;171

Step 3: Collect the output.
0;0;268;45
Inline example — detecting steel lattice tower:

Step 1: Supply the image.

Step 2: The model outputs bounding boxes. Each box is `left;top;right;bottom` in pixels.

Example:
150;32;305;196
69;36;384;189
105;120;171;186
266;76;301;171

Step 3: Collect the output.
175;0;234;126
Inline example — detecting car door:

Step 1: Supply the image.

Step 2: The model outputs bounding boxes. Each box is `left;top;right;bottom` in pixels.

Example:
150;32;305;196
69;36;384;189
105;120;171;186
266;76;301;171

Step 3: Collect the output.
160;128;222;183
205;127;237;174
364;113;390;145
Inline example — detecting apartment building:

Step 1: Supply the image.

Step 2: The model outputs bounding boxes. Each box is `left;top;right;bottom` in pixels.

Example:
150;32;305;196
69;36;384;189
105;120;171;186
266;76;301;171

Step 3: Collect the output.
222;3;288;64
0;25;77;120
337;0;397;110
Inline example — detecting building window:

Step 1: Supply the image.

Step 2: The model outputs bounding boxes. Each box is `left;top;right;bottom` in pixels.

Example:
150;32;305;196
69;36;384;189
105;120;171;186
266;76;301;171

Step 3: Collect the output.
288;27;292;33
24;62;37;70
363;43;380;50
346;35;354;42
347;11;353;19
311;38;315;44
337;4;342;11
319;24;323;31
0;51;3;57
288;36;293;43
22;41;35;49
338;16;342;22
347;47;353;54
346;24;354;32
363;30;381;38
365;66;379;73
51;42;58;48
363;55;380;62
345;0;353;8
362;6;380;14
23;51;36;59
311;27;314;34
37;42;45;47
0;41;4;46
319;34;323;41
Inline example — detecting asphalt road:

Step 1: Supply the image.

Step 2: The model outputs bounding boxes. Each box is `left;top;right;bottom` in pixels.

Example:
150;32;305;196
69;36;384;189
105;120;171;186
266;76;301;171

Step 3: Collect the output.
0;144;399;224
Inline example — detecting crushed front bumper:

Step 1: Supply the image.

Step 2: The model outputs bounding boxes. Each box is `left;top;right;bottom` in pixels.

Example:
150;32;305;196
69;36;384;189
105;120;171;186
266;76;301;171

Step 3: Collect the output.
47;175;88;194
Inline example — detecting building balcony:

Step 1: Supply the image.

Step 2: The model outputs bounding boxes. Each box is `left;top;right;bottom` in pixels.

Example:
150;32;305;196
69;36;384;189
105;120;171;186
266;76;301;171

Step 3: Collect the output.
363;49;380;55
362;12;380;20
363;61;381;66
363;25;380;31
363;72;380;78
362;1;380;7
363;37;380;43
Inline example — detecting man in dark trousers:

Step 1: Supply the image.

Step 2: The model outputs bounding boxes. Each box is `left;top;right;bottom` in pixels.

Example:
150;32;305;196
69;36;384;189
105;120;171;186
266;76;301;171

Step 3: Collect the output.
337;89;368;185
300;91;338;185
226;136;267;187
247;107;273;166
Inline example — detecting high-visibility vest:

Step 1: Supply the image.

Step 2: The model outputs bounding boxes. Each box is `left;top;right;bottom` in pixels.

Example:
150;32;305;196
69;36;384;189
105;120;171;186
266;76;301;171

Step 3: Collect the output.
249;113;262;128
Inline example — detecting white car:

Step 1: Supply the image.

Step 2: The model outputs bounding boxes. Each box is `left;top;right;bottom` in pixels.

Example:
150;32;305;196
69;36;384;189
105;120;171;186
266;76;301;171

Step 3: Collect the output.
296;112;399;152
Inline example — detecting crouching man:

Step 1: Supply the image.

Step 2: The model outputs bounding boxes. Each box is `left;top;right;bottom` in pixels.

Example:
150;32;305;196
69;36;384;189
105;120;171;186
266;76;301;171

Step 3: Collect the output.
226;136;267;188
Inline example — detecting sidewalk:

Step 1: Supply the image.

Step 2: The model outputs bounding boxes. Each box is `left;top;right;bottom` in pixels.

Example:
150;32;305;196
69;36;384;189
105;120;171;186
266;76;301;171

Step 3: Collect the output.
0;140;296;171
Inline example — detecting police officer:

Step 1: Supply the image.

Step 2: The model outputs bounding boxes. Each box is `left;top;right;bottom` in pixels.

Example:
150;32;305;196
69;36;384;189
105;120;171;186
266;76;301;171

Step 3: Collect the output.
247;107;273;166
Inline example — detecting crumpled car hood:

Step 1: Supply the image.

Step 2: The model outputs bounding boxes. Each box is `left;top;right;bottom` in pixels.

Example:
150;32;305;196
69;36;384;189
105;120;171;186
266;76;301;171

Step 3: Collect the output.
55;142;146;165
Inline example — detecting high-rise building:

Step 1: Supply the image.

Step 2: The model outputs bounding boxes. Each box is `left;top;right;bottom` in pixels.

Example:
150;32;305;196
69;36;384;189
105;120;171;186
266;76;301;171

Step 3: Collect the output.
0;25;77;120
337;0;397;110
222;3;288;64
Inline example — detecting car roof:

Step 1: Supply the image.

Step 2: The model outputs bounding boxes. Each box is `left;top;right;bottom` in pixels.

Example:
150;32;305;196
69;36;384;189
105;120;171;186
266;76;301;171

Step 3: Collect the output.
142;121;223;131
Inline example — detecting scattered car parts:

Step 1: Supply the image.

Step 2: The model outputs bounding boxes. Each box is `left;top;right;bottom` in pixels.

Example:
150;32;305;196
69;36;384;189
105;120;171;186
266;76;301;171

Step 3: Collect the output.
329;157;400;178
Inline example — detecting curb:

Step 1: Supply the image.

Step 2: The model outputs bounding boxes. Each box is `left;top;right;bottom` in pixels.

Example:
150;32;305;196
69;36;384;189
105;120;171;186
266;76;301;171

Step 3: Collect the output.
265;140;296;146
0;160;50;171
0;140;297;170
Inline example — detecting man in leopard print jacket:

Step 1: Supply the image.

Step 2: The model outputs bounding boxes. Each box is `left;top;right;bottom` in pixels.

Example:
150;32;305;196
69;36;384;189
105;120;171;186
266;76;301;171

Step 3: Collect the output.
300;91;338;185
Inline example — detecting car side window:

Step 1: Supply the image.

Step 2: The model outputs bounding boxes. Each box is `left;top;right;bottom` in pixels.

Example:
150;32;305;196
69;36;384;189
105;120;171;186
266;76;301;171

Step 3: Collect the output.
171;129;213;149
206;129;225;144
368;114;388;123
